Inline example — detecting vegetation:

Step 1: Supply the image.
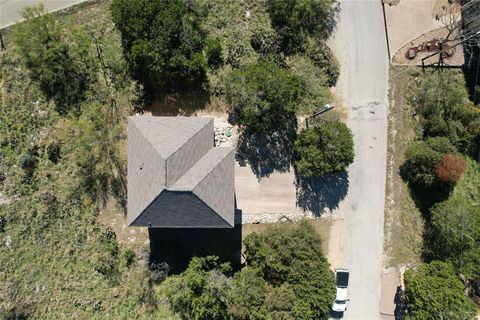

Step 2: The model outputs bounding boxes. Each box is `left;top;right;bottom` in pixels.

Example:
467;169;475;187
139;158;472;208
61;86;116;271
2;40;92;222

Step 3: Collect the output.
110;0;210;95
163;222;335;320
404;261;477;319
242;221;336;319
396;68;480;315
428;160;480;280
294;122;354;177
13;5;96;115
163;256;232;320
267;0;334;53
1;3;175;318
225;61;302;135
408;70;480;157
401;137;458;189
1;0;342;318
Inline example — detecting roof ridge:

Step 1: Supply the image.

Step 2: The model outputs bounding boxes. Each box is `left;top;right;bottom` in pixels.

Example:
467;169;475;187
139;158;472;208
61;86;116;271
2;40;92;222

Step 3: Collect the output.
165;117;213;161
173;147;234;192
131;118;166;160
193;192;233;227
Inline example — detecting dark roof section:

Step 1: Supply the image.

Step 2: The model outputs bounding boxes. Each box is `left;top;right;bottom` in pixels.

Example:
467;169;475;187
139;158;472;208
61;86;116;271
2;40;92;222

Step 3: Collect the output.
128;116;235;228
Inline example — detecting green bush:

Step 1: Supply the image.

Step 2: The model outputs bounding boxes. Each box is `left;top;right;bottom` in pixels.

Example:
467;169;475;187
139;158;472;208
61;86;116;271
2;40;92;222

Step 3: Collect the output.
14;5;96;115
225;61;302;135
110;0;208;94
204;37;223;68
305;39;339;87
294;122;354;177
429;160;480;280
164;256;232;320
122;248;136;268
404;261;477;319
401;137;456;189
267;0;334;53
243;221;335;318
409;71;480;156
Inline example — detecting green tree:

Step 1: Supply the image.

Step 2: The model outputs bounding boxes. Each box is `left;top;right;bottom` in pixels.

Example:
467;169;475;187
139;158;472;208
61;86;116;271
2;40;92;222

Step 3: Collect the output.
408;70;480;156
110;0;209;95
13;5;96;114
226;61;302;136
227;268;270;319
243;221;335;318
401;137;457;189
164;256;232;320
428;160;480;280
404;261;477;319
267;0;334;53
294;122;354;177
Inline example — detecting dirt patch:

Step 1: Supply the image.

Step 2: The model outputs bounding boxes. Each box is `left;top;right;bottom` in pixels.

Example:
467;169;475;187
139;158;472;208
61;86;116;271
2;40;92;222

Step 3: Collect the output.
383;66;424;268
97;196;148;246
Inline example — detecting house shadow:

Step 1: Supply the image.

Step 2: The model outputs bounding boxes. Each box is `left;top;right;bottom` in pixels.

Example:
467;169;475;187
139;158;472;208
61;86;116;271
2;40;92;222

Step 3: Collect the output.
295;171;349;217
236;130;294;179
148;198;243;275
148;225;242;275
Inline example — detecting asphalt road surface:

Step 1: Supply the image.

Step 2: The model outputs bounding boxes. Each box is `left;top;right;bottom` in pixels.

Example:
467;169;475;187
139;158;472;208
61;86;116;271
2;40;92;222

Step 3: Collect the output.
334;1;389;319
0;0;88;28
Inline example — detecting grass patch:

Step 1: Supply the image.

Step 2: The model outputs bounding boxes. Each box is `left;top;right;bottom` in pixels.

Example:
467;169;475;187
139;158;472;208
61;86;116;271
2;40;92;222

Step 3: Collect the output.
383;66;425;268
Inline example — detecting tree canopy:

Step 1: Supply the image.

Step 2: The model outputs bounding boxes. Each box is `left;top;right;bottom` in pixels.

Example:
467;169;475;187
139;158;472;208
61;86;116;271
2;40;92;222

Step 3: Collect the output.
163;256;232;320
110;0;210;95
401;137;458;189
225;61;303;136
408;71;480;157
404;261;477;319
429;160;480;280
243;221;336;318
267;0;334;53
14;5;96;114
163;222;335;320
294;122;354;177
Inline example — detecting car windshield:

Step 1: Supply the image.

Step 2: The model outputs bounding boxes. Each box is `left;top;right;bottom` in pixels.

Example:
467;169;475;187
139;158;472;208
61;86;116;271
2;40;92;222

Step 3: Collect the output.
334;300;346;304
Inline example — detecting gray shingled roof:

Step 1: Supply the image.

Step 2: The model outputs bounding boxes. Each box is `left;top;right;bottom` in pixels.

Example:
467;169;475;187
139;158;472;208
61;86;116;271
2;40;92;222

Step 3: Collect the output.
128;116;235;228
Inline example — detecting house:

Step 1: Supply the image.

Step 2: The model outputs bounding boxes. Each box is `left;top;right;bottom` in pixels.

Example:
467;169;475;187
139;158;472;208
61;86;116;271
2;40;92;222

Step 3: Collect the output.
127;116;235;228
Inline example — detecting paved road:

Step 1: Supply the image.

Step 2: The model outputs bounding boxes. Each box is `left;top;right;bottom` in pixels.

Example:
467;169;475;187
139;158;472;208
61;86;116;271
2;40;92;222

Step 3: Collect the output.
0;0;88;28
333;0;389;319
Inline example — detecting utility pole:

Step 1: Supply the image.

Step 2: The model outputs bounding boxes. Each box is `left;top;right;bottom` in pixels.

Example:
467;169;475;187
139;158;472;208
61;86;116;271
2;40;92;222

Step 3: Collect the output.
422;30;480;70
305;104;334;128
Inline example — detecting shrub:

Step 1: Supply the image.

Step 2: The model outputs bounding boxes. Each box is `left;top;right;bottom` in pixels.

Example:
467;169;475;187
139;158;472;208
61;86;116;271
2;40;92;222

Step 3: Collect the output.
294;122;354;177
243;221;335;318
122;248;135;268
401;137;456;189
225;61;302;136
204;37;223;68
408;70;480;156
267;0;334;53
404;261;477;319
14;5;96;114
305;39;339;87
110;0;208;95
163;256;232;320
434;154;468;183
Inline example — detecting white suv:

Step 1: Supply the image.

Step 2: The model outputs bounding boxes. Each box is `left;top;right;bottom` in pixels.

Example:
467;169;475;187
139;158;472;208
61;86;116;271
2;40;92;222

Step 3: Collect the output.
331;268;349;316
